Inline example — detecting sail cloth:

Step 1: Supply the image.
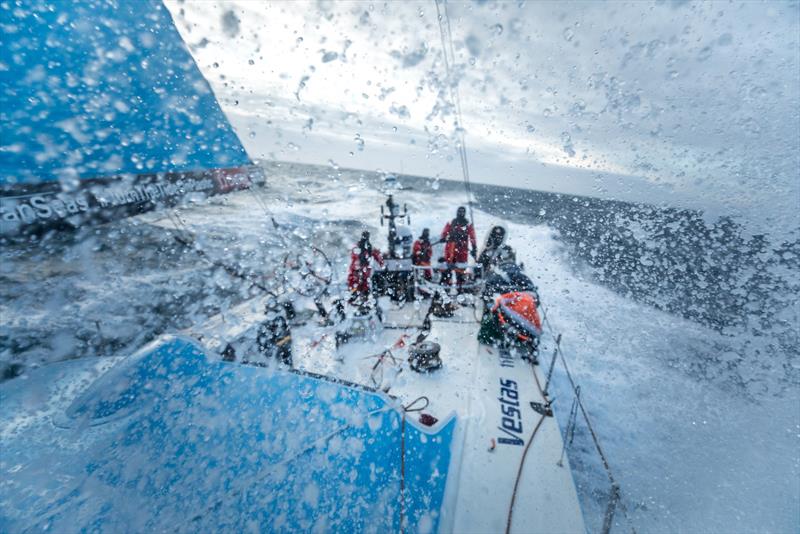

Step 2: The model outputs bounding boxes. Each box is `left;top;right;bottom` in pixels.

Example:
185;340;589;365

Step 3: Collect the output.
0;0;254;233
0;337;455;532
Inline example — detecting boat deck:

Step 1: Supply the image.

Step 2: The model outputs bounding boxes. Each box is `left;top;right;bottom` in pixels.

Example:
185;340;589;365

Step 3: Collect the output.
189;294;585;533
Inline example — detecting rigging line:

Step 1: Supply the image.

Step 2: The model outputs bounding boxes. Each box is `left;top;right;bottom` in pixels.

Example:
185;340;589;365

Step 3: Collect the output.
248;179;276;222
504;332;555;533
173;232;275;295
403;395;430;413
247;181;295;254
440;1;473;222
441;0;475;209
539;303;616;479
167;208;195;245
505;347;551;534
396;396;435;533
434;0;475;227
531;351;547;399
538;303;637;533
240;175;293;252
169;217;328;300
249;185;271;217
168;209;331;300
446;10;476;229
505;411;548;534
236;167;272;217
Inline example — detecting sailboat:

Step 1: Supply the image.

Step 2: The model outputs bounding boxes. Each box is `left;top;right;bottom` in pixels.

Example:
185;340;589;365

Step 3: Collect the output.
0;191;586;533
0;0;257;237
0;1;604;532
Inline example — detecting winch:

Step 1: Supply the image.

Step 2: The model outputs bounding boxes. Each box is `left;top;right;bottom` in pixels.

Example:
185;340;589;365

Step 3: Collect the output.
408;341;442;373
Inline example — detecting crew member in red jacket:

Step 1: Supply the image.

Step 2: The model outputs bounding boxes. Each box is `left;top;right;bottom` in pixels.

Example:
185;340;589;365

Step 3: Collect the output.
440;206;477;287
412;228;433;281
347;231;384;299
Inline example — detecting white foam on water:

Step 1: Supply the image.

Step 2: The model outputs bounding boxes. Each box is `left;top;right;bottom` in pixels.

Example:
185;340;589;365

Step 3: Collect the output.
4;168;797;532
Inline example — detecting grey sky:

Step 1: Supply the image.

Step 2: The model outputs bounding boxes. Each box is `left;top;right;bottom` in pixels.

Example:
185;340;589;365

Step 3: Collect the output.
166;0;799;235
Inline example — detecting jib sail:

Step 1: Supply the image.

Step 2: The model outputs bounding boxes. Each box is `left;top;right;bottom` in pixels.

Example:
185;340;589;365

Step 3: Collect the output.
0;0;257;235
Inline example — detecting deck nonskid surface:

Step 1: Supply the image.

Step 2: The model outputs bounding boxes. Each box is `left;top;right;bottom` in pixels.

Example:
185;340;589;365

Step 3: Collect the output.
188;295;584;533
348;300;585;534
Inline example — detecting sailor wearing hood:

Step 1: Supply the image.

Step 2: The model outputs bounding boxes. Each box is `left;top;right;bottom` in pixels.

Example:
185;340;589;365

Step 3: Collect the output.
412;228;433;281
347;231;384;299
477;225;507;274
439;206;477;287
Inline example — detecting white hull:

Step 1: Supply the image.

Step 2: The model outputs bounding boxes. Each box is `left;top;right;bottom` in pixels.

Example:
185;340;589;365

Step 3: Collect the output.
189;294;586;533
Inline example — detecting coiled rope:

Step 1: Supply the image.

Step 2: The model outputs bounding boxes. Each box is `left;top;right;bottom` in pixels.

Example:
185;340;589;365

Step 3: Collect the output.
398;396;430;533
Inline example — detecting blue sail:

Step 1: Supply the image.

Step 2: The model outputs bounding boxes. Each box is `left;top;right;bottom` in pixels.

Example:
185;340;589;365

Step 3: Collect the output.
0;0;254;233
0;337;456;532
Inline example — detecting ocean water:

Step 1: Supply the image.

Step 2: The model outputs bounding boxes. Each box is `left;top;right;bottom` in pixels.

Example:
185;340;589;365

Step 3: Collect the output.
1;160;797;532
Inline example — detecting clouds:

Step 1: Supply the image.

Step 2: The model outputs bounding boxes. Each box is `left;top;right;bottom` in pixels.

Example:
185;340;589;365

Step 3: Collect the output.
164;0;799;234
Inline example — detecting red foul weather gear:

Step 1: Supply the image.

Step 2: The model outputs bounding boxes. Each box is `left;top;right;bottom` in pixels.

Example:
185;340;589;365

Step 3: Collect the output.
347;245;384;295
412;239;433;281
440;219;477;265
